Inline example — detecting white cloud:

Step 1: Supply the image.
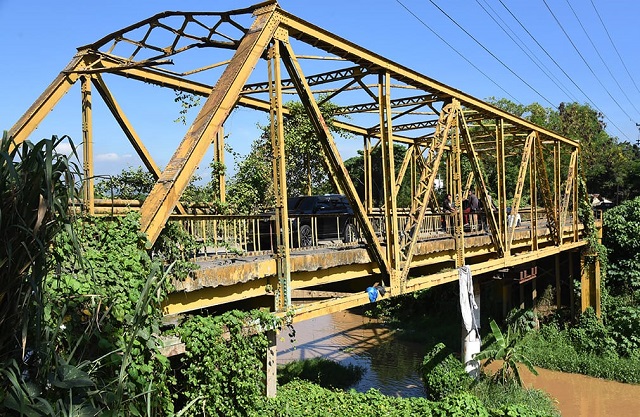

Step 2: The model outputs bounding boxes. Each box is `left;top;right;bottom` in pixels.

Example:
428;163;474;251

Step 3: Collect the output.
95;153;133;162
54;141;76;156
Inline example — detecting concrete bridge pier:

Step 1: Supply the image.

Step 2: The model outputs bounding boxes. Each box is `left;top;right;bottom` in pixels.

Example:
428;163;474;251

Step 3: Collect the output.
266;330;277;398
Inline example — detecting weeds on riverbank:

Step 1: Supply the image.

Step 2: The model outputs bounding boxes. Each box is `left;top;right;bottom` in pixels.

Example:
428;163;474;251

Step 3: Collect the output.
278;358;365;389
253;379;558;417
522;318;640;384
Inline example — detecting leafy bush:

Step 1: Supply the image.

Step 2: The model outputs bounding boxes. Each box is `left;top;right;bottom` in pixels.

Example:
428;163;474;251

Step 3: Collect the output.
253;379;438;417
421;343;472;400
432;392;489;417
606;303;640;358
603;197;640;294
278;358;365;389
505;309;538;335
568;308;617;357
46;213;175;415
179;310;281;417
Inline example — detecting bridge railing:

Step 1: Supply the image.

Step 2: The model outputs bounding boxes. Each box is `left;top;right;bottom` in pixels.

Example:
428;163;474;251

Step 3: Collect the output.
169;213;363;259
169;205;580;259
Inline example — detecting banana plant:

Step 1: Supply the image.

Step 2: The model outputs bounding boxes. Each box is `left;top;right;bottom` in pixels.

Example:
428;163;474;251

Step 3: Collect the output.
474;319;538;386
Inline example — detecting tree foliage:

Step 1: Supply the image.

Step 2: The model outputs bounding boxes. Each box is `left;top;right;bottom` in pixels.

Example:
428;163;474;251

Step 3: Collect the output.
603;196;640;294
488;98;637;201
344;144;413;208
227;99;350;213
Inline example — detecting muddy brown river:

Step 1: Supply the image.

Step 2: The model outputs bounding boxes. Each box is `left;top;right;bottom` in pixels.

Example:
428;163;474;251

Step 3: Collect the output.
277;309;640;417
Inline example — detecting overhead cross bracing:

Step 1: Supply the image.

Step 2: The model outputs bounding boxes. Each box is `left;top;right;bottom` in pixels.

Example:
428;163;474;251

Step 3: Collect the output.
7;1;599;321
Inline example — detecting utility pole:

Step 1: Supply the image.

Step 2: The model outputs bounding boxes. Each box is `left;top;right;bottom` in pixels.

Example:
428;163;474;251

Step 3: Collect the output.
636;123;640;147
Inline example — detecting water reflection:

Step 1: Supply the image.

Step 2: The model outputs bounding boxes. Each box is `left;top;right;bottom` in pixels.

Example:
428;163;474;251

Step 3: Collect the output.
277;309;425;397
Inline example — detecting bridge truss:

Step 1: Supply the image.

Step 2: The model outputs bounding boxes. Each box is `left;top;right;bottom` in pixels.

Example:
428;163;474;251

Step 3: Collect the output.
8;1;598;320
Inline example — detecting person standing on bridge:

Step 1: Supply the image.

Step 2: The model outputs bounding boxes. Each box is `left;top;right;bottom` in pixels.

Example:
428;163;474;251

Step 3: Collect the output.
468;189;480;231
442;194;456;232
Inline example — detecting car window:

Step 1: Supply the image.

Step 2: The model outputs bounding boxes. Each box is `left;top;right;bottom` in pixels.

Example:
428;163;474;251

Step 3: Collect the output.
296;197;316;213
288;197;303;209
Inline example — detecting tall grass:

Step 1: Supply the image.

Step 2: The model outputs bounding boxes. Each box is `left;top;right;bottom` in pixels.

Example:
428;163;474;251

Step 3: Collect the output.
0;132;78;365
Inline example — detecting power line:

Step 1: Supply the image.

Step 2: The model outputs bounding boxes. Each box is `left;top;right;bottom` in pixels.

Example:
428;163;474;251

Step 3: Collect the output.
541;0;635;128
563;0;640;118
475;0;579;103
393;0;520;104
589;0;640;97
496;0;630;140
423;0;557;108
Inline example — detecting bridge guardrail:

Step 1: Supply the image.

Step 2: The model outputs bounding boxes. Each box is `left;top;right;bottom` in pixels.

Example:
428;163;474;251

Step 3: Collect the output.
168;205;579;260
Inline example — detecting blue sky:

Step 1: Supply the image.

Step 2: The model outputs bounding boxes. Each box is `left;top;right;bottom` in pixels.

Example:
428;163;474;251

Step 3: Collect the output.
1;0;639;178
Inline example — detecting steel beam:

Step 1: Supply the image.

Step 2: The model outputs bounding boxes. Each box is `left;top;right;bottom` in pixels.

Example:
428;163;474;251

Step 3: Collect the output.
378;72;401;293
278;39;392;280
268;39;292;310
81;76;94;215
8;54;86;144
140;4;280;244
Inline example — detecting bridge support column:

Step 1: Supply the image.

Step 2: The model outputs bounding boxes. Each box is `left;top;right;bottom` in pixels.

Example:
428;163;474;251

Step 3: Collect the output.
265;330;277;398
580;252;601;317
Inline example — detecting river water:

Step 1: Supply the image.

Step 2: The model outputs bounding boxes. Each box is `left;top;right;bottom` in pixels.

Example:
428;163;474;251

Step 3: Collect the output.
277;309;640;417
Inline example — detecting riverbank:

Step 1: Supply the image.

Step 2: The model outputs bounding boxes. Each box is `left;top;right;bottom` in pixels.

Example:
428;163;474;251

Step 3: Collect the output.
278;309;640;417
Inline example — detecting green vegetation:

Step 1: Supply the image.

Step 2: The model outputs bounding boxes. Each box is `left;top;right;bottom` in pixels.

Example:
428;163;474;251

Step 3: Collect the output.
0;135;176;415
475;320;538;387
178;310;282;417
421;343;472;401
514;196;640;383
278;358;365;390
470;381;559;417
521;319;640;384
252;379;557;417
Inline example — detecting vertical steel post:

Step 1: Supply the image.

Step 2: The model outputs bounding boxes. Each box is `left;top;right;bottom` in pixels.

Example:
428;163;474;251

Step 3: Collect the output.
554;142;561;230
496;118;507;255
451;106;464;267
268;40;291;310
530;141;538;250
573;155;579;241
81;76;94;215
378;72;400;293
364;136;372;214
214;127;226;203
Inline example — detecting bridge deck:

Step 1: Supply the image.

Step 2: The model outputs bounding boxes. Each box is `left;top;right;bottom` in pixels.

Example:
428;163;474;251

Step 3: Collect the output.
163;221;587;322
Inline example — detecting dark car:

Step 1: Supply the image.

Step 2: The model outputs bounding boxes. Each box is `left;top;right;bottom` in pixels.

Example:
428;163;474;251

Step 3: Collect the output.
259;194;358;248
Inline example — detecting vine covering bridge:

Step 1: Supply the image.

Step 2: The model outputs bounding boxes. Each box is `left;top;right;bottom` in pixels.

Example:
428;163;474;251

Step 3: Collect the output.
9;1;600;347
